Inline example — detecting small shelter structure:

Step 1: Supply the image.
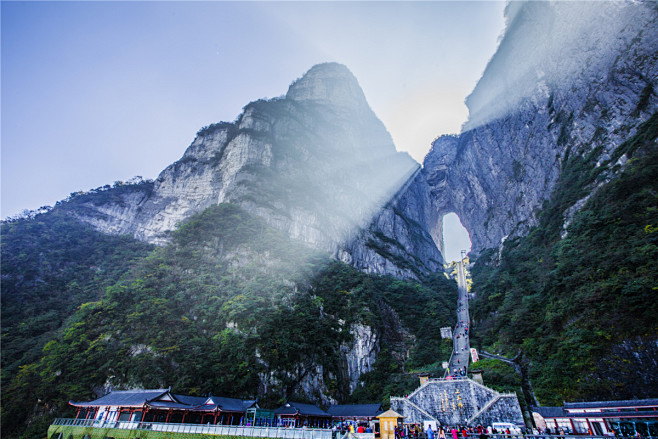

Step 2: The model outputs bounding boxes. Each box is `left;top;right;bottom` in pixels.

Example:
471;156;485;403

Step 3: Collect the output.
377;409;404;439
274;402;332;428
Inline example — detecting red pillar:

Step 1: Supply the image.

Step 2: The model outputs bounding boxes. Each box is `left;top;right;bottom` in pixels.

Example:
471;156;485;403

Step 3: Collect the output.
585;418;593;435
165;410;171;424
213;411;218;425
140;408;149;428
569;419;576;434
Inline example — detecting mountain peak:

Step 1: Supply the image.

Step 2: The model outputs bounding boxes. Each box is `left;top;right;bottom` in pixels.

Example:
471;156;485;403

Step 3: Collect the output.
286;63;369;110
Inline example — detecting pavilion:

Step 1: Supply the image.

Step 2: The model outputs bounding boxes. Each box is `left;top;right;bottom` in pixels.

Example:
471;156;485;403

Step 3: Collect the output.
273;401;332;428
69;388;257;425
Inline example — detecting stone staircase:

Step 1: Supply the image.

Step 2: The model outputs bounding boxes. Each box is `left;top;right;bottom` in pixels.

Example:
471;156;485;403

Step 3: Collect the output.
390;378;523;427
467;393;504;424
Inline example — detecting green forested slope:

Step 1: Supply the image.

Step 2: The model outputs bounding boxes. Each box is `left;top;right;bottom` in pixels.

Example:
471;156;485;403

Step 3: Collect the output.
1;211;154;438
470;114;658;404
2;204;456;439
1;211;154;370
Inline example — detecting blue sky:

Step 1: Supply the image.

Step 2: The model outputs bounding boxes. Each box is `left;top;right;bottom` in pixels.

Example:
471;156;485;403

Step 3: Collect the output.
2;1;506;261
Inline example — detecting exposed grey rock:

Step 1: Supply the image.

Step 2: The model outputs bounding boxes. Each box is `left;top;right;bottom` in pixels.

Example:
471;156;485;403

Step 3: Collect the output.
391;378;524;426
340;168;444;278
585;336;658;400
50;62;445;409
340;323;379;394
253;322;379;406
65;63;444;276
46;1;658;409
423;1;658;255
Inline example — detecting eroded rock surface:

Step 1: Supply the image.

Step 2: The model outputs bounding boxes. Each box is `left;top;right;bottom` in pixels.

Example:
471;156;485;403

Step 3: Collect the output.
424;1;658;255
65;63;444;277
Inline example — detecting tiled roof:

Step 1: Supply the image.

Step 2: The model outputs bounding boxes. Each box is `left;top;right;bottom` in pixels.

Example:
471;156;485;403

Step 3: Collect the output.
376;409;403;418
208;396;258;412
173;394;208;407
569;410;658;419
274;402;330;417
149;401;197;410
327;404;383;417
532;407;566;418
70;389;256;413
564;399;658;410
70;389;170;407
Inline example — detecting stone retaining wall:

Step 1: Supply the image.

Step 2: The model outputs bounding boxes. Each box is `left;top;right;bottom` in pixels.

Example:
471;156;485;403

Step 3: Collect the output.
390;378;523;427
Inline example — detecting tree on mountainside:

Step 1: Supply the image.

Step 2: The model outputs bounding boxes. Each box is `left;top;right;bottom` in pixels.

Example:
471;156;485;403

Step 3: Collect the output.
470;115;658;404
1;204;458;439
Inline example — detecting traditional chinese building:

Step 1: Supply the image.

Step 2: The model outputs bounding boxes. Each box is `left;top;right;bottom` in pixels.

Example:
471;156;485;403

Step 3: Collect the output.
533;398;658;437
273;402;332;428
327;404;383;422
69;388;258;425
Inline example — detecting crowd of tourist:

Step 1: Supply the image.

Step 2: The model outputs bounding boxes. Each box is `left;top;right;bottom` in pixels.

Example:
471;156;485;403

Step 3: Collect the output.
420;425;521;439
394;424;617;439
332;421;647;439
389;424;590;439
335;421;374;434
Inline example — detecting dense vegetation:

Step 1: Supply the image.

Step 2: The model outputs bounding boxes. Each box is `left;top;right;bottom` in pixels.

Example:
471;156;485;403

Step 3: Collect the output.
1;210;154;439
2;204;457;439
470;113;658;405
470;359;520;395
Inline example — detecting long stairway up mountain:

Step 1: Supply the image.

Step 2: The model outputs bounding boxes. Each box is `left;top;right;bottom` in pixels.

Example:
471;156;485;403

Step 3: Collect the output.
426;0;657;404
447;259;471;378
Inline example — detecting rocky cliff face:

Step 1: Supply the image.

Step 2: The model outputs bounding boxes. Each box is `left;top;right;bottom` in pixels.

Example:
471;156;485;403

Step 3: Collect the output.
64;63;443;277
424;1;658;255
288;322;380;406
338;168;444;278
